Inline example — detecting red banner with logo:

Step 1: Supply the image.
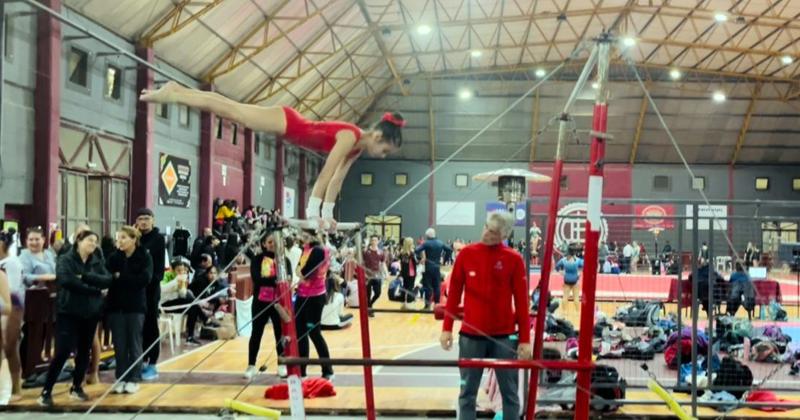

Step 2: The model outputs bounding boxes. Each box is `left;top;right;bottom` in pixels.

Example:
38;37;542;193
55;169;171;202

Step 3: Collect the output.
634;204;675;230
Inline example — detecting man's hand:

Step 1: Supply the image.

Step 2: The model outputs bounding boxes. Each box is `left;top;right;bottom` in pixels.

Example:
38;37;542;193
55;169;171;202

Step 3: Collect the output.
439;331;453;351
517;343;532;360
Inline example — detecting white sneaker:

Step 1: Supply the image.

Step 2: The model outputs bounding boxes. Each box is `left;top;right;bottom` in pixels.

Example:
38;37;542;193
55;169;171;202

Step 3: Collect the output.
123;382;140;394
277;365;288;378
112;382;126;394
244;365;257;380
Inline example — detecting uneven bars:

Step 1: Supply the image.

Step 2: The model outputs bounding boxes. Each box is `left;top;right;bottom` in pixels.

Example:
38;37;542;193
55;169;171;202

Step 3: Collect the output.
280;357;594;370
286;219;361;231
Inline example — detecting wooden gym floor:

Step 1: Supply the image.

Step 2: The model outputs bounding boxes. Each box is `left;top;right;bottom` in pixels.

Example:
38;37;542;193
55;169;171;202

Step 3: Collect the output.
5;291;800;418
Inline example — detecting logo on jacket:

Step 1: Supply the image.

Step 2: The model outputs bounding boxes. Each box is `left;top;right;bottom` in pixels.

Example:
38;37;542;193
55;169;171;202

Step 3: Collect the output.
494;261;504;271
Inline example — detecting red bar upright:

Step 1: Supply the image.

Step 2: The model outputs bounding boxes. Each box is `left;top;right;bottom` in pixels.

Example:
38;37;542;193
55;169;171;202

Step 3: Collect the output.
574;40;611;420
355;265;377;419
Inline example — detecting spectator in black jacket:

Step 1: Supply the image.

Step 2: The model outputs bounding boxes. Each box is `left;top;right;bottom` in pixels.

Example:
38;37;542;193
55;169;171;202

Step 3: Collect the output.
185;265;227;345
106;226;153;395
243;233;292;379
135;208;165;381
39;230;111;407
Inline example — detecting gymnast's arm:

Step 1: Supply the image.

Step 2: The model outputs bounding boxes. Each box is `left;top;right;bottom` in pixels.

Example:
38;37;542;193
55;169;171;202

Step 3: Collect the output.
324;153;358;204
310;130;356;218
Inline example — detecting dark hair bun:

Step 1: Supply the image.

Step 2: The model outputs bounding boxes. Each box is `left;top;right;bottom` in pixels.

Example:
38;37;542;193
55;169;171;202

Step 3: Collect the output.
374;112;405;147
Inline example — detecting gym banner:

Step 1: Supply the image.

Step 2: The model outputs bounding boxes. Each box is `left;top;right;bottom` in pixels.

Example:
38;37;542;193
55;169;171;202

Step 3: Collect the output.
633;204;675;230
158;153;192;208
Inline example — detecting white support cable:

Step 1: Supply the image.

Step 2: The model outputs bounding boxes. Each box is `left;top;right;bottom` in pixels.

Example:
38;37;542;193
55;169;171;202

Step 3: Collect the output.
623;57;738;258
379;42;592;216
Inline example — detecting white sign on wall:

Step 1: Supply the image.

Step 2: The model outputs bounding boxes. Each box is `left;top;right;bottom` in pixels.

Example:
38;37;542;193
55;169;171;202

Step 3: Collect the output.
284;187;296;218
685;205;727;230
436;201;475;226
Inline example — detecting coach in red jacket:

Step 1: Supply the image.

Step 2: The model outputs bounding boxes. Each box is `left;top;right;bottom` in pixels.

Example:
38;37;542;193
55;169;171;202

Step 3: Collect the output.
441;211;531;420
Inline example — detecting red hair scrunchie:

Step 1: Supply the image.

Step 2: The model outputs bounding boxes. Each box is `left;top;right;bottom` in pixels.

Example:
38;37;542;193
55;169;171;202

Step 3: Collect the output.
381;112;406;127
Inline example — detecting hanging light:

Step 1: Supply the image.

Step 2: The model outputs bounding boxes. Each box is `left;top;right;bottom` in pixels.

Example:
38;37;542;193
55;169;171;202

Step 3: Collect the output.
416;24;432;35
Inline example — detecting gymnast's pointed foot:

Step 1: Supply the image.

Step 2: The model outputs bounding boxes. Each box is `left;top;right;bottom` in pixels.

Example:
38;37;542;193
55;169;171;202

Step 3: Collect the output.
140;80;181;103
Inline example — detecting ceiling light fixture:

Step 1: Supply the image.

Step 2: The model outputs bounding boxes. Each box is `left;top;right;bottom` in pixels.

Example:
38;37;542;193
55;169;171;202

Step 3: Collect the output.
712;91;726;102
470;50;483;58
591;82;599;89
458;88;473;100
535;68;547;78
416;24;432;35
622;37;636;47
669;68;681;80
781;55;794;65
714;12;728;22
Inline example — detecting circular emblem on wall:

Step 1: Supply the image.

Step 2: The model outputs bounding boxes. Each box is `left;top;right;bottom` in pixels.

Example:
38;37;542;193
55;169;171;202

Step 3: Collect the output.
554;202;608;249
640;205;667;227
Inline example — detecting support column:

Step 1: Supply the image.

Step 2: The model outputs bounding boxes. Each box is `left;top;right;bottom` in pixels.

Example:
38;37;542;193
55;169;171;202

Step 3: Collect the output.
298;152;307;219
528;90;540;162
427;78;436;227
198;85;216;230
130;46;155;218
33;0;61;231
243;128;255;208
275;138;285;214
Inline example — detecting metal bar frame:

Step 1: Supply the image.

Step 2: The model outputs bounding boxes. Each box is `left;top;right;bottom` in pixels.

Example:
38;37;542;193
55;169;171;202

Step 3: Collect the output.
527;42;600;420
574;35;612;420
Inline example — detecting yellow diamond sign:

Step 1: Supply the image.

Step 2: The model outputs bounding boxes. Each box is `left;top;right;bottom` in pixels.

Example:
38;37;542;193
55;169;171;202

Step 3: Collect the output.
161;161;178;195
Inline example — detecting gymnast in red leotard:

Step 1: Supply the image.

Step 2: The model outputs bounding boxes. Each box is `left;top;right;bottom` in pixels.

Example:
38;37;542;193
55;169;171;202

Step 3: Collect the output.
140;82;404;227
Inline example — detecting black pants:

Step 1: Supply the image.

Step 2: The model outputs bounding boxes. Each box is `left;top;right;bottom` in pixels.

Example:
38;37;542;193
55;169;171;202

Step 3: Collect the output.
43;314;98;393
367;278;382;307
249;299;283;366
421;268;442;304
401;274;416;303
142;297;160;365
108;312;145;382
186;300;220;339
294;294;332;377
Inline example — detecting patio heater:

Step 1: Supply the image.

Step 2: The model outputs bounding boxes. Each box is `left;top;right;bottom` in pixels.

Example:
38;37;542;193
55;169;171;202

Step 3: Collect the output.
474;168;551;212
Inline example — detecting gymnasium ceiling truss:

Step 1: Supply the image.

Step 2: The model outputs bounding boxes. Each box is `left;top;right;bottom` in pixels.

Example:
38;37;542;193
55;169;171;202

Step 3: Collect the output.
62;0;800;163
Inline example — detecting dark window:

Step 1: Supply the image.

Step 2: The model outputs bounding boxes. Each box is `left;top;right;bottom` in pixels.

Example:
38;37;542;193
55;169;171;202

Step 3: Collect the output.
254;136;260;155
156;102;169;119
653;175;670;191
216;117;223;139
4;14;13;61
232;124;238;145
104;65;122;100
560;175;568;189
68;47;89;87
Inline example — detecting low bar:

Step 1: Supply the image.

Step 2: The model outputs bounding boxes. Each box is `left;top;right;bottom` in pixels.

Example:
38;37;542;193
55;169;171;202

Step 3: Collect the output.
280;357;594;370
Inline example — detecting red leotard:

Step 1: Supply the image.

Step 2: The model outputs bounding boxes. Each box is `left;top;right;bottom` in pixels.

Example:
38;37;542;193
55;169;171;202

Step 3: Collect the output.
282;107;363;157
